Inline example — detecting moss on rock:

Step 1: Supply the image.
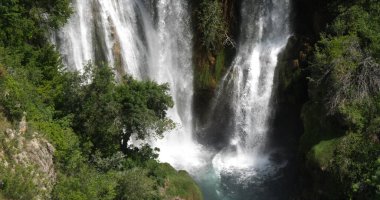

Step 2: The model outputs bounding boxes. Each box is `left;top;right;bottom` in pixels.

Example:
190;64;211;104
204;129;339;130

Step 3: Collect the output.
158;163;203;200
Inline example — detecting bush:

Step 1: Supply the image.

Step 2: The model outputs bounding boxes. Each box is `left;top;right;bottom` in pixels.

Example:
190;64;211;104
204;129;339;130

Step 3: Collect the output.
301;1;380;198
53;167;117;200
0;165;40;200
331;133;379;199
197;0;227;51
116;168;159;200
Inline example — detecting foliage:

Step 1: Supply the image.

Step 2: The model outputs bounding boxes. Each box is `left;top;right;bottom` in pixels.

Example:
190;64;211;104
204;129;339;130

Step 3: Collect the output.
331;133;379;199
115;75;175;143
53;167;117;200
197;0;227;52
55;64;175;156
0;164;40;200
0;0;71;47
92;151;126;172
52;158;203;200
195;62;213;89
310;35;380;116
215;50;225;81
328;1;380;57
116;168;160;200
0;1;201;199
0;0;71;123
194;50;226;90
307;138;340;169
0;69;54;122
301;0;380;198
30;120;84;172
156;164;203;200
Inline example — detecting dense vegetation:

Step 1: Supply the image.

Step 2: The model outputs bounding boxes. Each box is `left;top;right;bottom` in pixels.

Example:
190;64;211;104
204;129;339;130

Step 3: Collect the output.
0;1;201;200
193;0;228;97
1;0;379;199
277;0;380;199
192;1;379;198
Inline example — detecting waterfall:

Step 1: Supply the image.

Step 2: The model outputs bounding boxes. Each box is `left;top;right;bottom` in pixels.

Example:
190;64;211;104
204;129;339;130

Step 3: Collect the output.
54;0;204;171
149;0;206;170
203;0;291;184
55;0;292;198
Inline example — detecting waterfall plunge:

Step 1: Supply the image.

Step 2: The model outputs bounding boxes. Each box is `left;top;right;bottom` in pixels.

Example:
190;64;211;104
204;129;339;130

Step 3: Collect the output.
214;0;291;181
151;0;207;171
54;0;206;171
55;0;292;198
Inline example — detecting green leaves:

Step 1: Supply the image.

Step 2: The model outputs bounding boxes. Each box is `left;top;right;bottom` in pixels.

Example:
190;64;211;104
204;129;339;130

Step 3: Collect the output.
53;166;118;200
0;165;40;200
0;1;193;200
56;64;175;156
116;76;174;141
301;1;380;198
116;168;159;200
197;0;227;52
331;133;380;198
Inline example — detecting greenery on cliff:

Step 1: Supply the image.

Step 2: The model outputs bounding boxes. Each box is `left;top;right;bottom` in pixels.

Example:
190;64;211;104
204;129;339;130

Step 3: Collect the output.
1;0;379;199
192;0;237;122
278;0;380;199
0;1;202;200
194;0;227;91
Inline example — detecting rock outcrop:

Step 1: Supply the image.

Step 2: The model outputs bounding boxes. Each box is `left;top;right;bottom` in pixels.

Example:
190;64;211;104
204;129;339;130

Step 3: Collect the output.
0;114;56;199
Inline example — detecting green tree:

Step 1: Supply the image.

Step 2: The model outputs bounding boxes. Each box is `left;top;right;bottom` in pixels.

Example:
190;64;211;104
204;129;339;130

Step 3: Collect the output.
55;64;174;156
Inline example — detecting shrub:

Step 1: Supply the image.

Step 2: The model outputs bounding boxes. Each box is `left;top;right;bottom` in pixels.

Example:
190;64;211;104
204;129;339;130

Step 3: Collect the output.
197;0;227;52
0;165;40;200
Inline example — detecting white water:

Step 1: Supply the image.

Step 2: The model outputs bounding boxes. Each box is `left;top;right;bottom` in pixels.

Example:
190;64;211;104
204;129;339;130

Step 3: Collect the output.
55;0;292;198
210;0;291;181
54;0;205;171
149;0;207;171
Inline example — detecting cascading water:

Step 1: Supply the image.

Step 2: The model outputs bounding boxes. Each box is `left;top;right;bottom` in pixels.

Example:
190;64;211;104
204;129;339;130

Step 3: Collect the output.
214;0;290;173
54;0;142;75
148;0;206;170
53;0;204;171
196;0;291;199
55;0;292;199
